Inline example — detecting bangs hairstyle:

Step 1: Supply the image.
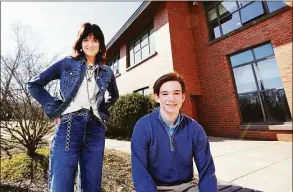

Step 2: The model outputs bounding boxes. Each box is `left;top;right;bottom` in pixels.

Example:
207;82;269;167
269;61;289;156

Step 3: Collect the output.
153;72;186;95
72;22;106;64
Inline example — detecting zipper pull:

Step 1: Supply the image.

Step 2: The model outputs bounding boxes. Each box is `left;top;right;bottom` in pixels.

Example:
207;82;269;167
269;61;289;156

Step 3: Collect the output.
170;137;174;152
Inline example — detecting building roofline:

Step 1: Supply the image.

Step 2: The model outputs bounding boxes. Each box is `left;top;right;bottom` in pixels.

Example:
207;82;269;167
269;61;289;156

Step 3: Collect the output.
106;1;152;49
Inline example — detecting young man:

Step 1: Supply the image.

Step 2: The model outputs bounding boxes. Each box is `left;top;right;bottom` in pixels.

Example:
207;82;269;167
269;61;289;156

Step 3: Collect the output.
131;72;217;192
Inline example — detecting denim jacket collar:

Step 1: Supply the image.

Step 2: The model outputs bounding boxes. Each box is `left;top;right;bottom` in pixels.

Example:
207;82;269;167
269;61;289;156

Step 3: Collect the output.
80;56;107;71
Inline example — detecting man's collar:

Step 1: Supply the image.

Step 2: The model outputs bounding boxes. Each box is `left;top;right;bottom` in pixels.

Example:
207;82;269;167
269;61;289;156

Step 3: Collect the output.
157;107;182;128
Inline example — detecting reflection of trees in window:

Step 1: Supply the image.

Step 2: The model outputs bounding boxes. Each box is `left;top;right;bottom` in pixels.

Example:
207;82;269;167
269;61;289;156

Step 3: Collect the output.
230;43;291;124
238;92;264;123
261;89;291;123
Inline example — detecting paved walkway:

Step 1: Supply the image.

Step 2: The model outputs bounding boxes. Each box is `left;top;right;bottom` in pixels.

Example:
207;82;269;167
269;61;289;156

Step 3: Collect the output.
105;137;292;192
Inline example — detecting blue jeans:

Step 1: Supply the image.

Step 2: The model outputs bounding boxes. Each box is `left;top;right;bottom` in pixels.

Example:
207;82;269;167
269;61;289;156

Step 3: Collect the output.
49;109;105;192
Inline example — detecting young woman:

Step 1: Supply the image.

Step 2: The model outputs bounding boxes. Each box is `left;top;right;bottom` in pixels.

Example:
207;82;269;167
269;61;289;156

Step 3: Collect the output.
28;22;119;192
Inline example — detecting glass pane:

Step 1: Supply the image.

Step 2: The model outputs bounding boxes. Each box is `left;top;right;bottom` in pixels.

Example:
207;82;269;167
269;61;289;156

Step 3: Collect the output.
129;45;134;66
208;8;217;21
261;89;292;123
134;40;141;52
134;51;141;64
253;58;284;90
208;8;221;39
238;1;253;7
218;2;238;18
141;33;148;47
267;1;286;13
149;28;155;53
143;88;149;95
238;92;264;123
240;2;264;23
141;45;150;60
230;50;253;67
114;58;119;74
233;65;258;94
253;43;274;60
220;12;242;35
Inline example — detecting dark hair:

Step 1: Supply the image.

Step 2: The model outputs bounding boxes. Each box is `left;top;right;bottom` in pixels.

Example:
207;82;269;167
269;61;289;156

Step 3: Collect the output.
72;22;106;64
153;72;186;95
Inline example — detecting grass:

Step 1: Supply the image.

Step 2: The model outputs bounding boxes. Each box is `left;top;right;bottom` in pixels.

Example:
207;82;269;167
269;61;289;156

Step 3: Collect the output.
1;148;133;192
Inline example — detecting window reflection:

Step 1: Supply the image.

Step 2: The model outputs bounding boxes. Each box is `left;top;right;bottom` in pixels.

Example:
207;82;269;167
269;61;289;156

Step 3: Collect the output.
240;2;264;23
230;50;253;67
233;65;257;94
205;1;287;40
230;43;291;124
253;58;283;90
238;92;264;123
261;89;292;123
218;1;238;18
220;12;242;35
267;1;287;13
253;43;274;60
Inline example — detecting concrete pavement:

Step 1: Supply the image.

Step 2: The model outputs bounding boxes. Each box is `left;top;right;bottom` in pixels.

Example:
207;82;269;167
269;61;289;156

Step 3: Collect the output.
105;137;292;192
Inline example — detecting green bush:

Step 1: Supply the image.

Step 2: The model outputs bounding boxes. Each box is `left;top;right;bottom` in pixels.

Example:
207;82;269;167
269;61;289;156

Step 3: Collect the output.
1;148;49;183
106;93;156;140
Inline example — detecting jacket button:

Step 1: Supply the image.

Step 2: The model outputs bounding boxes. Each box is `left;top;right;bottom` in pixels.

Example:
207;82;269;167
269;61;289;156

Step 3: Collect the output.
70;72;72;75
101;87;104;89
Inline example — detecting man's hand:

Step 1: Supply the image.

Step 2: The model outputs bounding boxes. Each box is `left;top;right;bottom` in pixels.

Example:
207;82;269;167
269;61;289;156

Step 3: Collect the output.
54;117;60;125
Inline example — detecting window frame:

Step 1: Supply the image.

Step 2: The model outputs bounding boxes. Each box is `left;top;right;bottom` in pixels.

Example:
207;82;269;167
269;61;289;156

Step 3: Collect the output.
133;86;150;96
229;42;291;124
127;25;155;68
107;54;120;76
205;1;287;40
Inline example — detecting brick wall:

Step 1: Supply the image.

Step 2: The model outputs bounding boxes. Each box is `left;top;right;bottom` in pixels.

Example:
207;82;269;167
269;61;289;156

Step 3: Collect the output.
166;2;201;119
186;2;292;140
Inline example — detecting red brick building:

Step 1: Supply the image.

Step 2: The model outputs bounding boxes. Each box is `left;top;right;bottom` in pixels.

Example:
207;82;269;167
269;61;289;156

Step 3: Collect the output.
106;1;292;141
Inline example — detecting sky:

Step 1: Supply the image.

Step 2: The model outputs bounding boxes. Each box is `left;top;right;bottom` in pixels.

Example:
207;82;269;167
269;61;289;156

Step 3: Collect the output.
1;2;143;61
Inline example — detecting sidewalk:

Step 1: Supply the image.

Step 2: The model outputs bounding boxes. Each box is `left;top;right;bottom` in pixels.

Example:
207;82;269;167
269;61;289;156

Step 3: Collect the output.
105;137;292;192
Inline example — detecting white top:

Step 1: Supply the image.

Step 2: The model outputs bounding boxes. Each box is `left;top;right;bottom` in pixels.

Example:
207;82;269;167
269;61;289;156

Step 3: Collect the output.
62;65;101;120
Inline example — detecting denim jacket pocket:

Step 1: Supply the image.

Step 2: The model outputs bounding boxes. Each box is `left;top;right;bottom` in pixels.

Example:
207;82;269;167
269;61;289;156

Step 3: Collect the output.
64;69;80;86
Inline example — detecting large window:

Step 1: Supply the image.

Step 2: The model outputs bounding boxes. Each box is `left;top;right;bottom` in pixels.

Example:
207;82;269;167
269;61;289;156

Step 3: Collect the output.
134;87;150;96
128;27;155;68
230;43;291;124
107;55;120;75
205;1;287;40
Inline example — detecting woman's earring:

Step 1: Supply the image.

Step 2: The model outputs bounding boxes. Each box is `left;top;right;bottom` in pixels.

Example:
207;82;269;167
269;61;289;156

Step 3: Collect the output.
80;49;83;52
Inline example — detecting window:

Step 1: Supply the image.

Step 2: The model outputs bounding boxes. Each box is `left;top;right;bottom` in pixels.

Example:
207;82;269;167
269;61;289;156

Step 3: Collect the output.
205;1;287;40
230;43;291;124
107;55;120;75
134;87;150;96
128;27;155;67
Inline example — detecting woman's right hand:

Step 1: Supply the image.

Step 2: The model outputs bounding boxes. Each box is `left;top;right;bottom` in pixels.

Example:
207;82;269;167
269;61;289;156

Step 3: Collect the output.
54;117;60;125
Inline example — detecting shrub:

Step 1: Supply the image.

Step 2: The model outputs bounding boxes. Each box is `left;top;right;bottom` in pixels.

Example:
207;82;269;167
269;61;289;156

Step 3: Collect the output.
106;93;156;140
1;148;49;184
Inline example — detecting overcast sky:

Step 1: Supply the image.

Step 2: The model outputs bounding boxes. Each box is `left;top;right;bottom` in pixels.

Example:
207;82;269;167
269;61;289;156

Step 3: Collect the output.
1;2;143;60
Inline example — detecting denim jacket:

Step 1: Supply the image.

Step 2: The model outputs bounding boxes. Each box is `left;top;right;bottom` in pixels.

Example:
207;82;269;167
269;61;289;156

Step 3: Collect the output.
27;56;119;123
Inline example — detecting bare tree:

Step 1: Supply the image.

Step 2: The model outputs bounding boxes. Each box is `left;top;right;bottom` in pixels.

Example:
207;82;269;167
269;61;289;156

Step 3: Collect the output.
1;23;60;158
